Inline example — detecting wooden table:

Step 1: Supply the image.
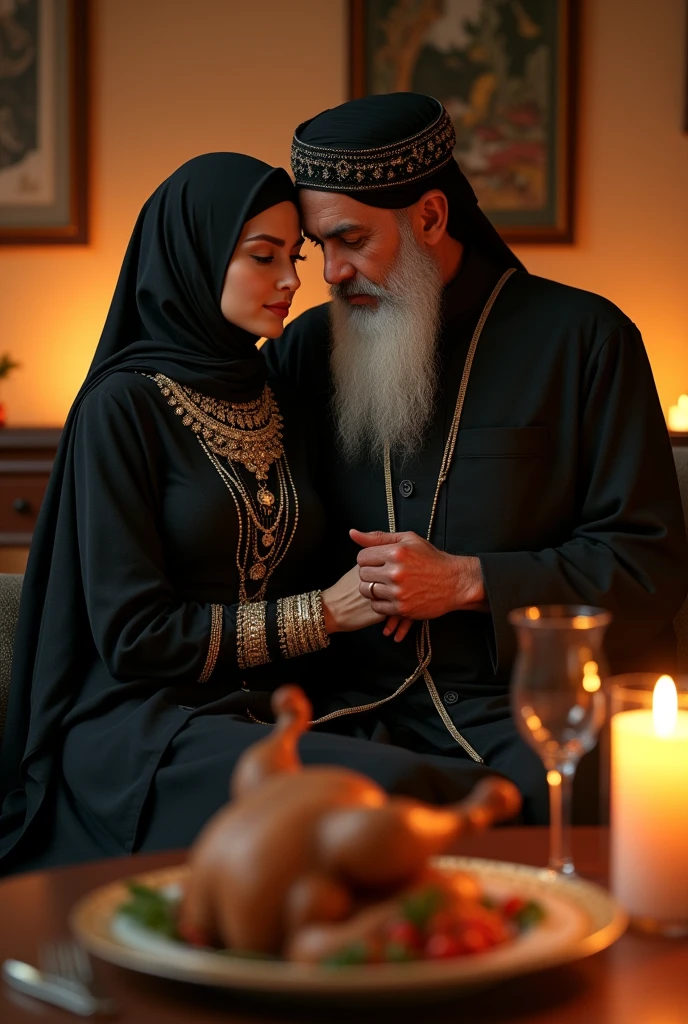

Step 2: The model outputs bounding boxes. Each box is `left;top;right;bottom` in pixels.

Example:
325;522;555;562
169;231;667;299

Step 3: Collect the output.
0;828;686;1024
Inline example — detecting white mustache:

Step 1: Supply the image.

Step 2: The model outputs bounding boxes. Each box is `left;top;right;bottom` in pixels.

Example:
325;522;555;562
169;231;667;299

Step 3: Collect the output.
330;276;390;301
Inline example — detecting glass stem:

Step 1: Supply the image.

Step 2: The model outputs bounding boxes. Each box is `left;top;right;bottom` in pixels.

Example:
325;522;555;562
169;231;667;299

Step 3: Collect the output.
548;763;576;876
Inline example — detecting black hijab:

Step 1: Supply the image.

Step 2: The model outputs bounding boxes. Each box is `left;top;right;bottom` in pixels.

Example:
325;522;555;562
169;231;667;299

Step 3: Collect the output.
294;93;525;273
85;152;295;400
0;154;296;862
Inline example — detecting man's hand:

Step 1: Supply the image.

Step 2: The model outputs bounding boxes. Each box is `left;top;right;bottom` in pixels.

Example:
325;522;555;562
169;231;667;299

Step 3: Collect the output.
352;529;489;626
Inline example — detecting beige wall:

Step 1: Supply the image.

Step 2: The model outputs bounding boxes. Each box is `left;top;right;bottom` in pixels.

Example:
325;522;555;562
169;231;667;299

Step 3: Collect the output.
1;0;687;426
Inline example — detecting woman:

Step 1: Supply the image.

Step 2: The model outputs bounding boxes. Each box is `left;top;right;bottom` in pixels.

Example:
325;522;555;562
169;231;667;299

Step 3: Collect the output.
0;154;397;873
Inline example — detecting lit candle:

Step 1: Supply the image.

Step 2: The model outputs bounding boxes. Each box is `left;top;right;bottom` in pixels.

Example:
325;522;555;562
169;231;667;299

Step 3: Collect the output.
668;394;688;432
611;676;688;933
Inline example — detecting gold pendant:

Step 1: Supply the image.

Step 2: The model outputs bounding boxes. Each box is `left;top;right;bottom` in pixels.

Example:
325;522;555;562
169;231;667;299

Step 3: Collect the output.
249;563;267;581
262;532;275;548
257;486;275;508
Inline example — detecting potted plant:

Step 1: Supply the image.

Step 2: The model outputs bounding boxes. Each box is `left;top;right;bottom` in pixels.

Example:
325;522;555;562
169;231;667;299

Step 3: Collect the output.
0;354;21;427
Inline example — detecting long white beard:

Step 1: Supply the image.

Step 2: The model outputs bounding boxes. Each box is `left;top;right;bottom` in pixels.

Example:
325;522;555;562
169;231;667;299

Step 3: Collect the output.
329;214;444;463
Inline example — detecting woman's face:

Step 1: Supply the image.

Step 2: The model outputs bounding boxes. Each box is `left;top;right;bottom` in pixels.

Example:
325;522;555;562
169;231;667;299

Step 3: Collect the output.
220;200;304;339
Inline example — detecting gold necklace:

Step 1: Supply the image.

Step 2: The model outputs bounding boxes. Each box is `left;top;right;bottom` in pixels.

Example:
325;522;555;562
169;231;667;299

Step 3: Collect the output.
149;373;299;603
150;373;284;511
198;439;299;602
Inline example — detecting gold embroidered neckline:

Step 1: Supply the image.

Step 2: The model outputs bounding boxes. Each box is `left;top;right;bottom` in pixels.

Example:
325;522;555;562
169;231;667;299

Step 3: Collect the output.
150;373;283;481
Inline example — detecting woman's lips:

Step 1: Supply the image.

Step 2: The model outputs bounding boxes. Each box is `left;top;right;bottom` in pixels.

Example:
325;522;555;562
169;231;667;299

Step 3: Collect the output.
264;303;290;318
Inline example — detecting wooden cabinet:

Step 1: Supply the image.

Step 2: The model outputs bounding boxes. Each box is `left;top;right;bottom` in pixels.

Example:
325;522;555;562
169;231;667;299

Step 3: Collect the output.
0;428;61;572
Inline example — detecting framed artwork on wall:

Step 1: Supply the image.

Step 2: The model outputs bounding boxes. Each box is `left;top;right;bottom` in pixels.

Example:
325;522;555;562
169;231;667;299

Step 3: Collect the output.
685;0;688;132
350;0;578;243
0;0;88;245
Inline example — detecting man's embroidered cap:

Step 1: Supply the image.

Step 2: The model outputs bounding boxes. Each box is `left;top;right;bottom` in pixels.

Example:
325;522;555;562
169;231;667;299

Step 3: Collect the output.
291;97;455;192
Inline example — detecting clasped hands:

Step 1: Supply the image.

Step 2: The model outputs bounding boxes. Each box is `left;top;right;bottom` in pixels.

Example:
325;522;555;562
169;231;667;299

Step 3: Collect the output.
351;528;488;643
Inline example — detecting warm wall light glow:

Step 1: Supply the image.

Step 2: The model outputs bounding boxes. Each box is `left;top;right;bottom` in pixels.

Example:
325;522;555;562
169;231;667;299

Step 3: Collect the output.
653;675;678;738
668;394;688;432
582;660;601;692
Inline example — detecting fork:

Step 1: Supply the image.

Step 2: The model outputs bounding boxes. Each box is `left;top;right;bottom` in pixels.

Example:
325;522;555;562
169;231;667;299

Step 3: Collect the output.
39;939;117;1016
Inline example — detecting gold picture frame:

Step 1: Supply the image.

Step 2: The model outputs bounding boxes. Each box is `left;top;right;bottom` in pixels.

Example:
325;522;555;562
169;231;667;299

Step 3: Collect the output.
0;0;88;245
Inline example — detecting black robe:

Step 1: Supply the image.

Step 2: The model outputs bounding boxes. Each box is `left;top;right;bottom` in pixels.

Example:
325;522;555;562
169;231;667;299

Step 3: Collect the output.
263;249;688;812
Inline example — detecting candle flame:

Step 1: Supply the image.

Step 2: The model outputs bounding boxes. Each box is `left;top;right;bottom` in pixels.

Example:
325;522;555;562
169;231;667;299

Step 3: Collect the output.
547;770;561;786
525;606;540;620
653;675;678;738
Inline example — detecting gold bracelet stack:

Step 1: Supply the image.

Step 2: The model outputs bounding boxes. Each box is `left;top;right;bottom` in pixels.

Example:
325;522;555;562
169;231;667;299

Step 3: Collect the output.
236;601;270;669
198;603;223;683
276;590;330;660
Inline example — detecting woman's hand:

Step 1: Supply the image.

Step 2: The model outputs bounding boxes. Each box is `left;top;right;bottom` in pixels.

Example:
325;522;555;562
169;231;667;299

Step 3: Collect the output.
322;566;385;633
381;614;415;643
322;567;415;641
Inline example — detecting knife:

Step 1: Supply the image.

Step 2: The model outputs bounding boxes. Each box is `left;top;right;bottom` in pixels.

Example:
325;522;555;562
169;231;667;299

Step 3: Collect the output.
2;957;114;1016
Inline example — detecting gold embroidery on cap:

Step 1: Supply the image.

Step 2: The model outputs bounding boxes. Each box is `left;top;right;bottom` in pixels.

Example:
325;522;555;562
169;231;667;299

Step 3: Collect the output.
291;105;456;192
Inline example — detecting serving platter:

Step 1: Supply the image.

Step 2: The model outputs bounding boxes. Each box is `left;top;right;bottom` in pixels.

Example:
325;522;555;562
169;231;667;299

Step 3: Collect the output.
70;856;627;1003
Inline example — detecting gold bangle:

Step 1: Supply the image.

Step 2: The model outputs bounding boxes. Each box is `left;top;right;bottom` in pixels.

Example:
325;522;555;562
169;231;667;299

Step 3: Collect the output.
309;589;330;649
236;600;270;669
276;591;330;659
277;593;300;660
198;603;223;683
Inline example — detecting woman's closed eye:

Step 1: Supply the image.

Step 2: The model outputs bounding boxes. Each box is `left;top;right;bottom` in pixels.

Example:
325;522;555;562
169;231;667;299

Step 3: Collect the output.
251;253;307;265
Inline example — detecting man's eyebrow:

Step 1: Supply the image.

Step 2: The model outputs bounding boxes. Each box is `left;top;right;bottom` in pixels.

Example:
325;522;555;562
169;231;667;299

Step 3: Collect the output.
307;222;365;243
243;233;286;246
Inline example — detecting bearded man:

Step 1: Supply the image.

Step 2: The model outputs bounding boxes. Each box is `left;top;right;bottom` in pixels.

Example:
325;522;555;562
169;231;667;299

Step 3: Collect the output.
264;93;688;824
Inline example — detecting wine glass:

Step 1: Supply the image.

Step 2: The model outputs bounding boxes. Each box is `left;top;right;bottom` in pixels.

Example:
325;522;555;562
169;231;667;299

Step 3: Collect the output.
508;605;611;877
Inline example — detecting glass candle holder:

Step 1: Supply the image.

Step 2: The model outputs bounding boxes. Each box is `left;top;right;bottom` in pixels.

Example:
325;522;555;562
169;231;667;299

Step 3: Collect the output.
609;673;688;936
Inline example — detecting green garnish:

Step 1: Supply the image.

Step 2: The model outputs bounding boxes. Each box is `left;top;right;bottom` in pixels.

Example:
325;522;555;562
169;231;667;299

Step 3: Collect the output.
321;941;371;967
400;886;445;928
383;941;418;963
119;882;180;940
513;900;546;930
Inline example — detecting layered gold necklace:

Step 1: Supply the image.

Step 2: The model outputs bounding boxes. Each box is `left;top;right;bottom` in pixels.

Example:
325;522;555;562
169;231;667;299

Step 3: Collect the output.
149;373;298;602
